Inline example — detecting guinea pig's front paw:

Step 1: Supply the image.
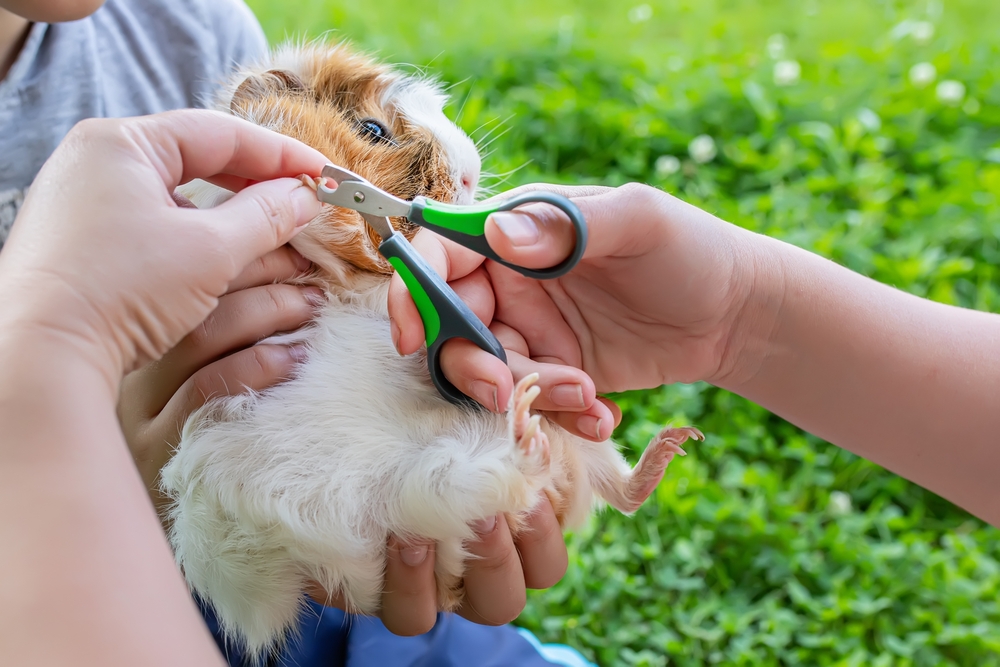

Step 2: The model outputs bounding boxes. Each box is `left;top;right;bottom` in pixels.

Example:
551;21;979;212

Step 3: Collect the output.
510;373;550;476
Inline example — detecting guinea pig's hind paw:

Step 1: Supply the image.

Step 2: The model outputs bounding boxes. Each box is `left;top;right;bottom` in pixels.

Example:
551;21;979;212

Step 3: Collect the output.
622;426;704;512
510;373;550;472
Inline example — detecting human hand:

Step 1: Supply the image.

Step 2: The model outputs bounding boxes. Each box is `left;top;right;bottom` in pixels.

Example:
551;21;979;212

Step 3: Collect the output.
118;240;322;510
306;497;568;635
388;183;770;439
0;110;326;391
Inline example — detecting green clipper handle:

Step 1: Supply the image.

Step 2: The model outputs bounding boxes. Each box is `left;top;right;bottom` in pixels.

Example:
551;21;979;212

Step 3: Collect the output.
380;233;507;407
407;192;588;279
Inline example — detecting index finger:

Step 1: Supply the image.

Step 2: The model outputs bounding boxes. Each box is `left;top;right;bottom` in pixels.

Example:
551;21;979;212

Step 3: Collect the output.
127;109;329;192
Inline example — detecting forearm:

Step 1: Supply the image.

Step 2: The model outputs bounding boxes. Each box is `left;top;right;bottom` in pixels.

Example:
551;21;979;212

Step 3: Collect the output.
0;333;223;666
723;232;1000;525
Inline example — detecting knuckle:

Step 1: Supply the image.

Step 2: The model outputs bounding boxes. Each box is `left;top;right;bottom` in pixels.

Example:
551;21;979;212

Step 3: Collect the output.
71;116;109;139
248;344;289;381
184;317;214;352
246;254;271;282
619;181;653;203
188;368;224;404
261;283;302;317
253;192;292;232
477;541;522;578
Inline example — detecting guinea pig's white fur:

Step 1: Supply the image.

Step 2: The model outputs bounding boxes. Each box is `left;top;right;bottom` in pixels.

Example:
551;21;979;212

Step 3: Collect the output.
163;42;702;660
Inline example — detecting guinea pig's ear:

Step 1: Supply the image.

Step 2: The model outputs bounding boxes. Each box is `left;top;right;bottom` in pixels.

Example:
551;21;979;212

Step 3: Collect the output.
231;69;307;111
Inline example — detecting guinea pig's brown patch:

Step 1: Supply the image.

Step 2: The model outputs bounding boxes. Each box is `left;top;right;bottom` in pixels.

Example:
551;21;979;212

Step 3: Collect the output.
227;45;462;275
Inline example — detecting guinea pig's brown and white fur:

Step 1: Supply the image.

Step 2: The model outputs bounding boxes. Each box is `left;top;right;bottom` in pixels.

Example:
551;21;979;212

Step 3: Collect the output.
162;43;703;658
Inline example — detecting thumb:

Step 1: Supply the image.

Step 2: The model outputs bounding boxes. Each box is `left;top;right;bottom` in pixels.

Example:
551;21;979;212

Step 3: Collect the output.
483;183;680;269
202;177;321;268
484;202;579;271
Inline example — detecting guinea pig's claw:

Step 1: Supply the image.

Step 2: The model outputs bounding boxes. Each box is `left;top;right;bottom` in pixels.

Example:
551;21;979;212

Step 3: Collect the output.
510;374;550;472
299;174;322;191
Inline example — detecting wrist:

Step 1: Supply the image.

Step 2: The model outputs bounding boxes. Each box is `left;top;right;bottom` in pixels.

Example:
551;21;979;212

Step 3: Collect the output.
0;284;122;398
708;228;789;392
0;319;120;407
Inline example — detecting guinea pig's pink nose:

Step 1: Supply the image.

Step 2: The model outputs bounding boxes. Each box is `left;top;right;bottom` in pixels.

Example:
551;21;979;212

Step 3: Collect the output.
456;170;479;204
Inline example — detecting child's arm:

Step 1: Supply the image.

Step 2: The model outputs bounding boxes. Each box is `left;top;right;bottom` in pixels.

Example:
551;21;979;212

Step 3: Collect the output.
388;183;1000;527
721;232;1000;526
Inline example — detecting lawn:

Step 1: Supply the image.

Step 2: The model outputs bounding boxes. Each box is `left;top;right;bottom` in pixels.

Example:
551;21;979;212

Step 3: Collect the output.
245;1;1000;664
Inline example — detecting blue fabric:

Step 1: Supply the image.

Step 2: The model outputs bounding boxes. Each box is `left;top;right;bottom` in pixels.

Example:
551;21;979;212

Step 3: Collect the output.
203;599;593;667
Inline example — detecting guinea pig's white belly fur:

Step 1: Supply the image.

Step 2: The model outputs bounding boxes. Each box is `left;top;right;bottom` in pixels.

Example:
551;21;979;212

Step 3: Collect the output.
160;276;572;654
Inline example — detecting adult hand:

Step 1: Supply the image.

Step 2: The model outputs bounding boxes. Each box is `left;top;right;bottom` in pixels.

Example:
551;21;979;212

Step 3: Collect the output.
388;183;769;440
0;109;326;391
0;109;327;667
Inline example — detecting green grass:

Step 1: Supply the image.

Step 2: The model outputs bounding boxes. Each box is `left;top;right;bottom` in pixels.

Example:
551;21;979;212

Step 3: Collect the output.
246;1;1000;664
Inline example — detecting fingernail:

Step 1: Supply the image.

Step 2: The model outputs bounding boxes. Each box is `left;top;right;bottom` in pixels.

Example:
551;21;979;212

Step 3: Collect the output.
469;380;499;412
390;318;402;355
490;211;540;247
577;415;604;440
549;383;585;408
302;286;325;307
400;544;428;567
472;514;497;535
288;344;308;362
291;248;312;272
293;184;321;227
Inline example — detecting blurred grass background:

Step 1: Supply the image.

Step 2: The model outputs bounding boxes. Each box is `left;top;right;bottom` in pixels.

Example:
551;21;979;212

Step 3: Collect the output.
245;1;1000;664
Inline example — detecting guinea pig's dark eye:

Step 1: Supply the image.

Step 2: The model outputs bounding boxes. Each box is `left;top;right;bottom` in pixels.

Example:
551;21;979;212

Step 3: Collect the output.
357;118;392;144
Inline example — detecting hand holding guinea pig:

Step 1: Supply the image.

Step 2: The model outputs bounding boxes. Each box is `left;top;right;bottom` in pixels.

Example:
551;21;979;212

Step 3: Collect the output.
163;43;702;658
0;109;325;667
0;110;324;386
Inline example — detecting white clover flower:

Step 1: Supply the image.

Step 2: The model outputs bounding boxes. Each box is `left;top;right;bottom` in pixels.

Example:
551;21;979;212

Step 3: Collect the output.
828;491;852;516
628;4;653;23
688;135;717;164
766;33;786;60
912;21;935;43
654;155;681;177
773;59;801;86
890;19;935;43
856;108;882;133
909;62;936;87
935;79;965;105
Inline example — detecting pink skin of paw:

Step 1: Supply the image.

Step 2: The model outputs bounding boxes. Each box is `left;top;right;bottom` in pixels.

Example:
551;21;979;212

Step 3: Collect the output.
621;426;704;513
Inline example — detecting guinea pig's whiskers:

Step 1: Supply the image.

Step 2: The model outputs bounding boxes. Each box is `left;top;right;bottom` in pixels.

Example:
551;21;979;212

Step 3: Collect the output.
472;116;514;152
476;162;532;200
449;80;475;124
476;128;514;156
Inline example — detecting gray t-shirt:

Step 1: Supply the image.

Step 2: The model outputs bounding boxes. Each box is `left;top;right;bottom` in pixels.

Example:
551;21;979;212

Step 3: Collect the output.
0;0;267;248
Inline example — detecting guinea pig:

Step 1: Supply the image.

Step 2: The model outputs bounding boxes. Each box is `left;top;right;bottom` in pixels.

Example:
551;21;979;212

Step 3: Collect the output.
162;42;703;659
